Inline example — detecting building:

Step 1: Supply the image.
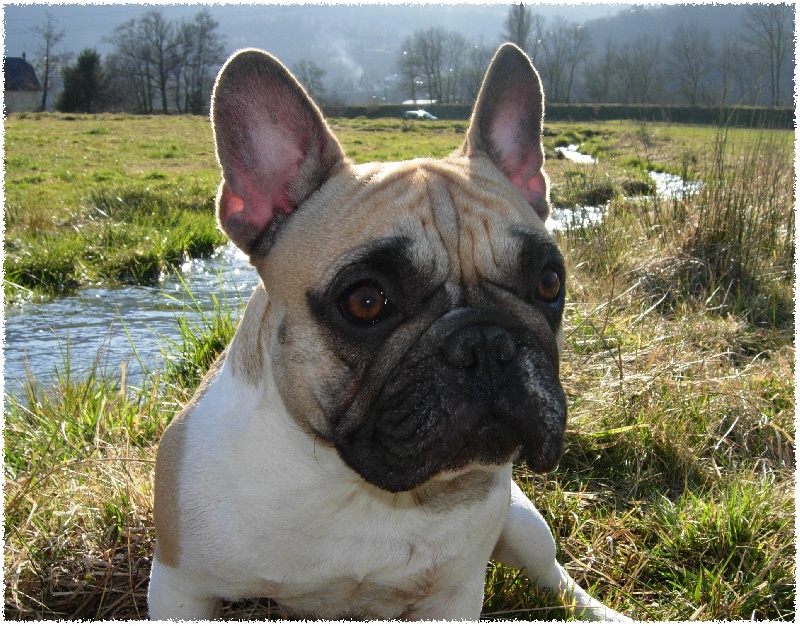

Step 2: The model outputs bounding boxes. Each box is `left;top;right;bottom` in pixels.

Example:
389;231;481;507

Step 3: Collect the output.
5;54;42;113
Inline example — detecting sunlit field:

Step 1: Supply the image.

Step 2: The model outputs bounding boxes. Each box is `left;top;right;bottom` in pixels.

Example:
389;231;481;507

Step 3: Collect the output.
3;112;794;620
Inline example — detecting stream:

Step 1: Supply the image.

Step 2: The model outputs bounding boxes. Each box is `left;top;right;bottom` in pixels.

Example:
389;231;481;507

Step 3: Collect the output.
2;244;258;395
2;145;703;396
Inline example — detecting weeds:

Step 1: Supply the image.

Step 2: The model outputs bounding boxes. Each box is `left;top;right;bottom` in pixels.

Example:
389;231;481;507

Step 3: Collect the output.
3;115;795;620
3;287;245;619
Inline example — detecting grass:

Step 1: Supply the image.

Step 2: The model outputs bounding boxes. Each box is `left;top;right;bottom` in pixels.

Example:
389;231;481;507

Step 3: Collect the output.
3;112;786;303
2;113;224;303
3;113;795;620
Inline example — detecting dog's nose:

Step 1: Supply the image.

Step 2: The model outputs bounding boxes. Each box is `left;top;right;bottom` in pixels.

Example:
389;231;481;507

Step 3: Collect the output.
443;325;517;368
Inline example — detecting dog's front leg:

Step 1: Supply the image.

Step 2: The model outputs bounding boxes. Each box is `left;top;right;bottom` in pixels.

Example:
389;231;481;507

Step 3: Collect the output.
492;480;630;621
148;554;222;620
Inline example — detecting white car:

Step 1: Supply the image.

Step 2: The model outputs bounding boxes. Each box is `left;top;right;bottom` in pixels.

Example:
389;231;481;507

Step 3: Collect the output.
404;110;438;120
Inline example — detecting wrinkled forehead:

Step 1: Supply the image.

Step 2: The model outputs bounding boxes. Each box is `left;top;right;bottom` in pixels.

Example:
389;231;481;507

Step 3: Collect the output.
260;156;554;298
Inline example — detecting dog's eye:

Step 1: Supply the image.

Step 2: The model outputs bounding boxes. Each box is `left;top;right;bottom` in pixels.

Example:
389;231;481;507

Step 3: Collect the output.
536;269;561;302
340;282;388;325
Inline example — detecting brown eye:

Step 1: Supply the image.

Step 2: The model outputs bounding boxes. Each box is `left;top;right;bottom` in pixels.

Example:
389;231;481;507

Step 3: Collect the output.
341;283;387;324
536;269;561;302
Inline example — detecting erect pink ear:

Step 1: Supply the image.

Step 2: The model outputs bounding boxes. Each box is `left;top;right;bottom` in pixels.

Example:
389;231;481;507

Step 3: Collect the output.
459;43;550;221
211;49;345;255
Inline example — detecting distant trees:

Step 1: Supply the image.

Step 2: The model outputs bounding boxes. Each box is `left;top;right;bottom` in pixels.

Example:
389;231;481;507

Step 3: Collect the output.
105;8;226;114
665;24;713;105
543;18;591;103
491;2;794;107
461;43;495;102
175;9;227;114
31;3;796;111
397;48;421;103
30;11;67;111
503;3;532;50
582;40;618;104
398;27;470;104
293;60;327;103
618;36;664;104
57;48;104;113
743;4;793;106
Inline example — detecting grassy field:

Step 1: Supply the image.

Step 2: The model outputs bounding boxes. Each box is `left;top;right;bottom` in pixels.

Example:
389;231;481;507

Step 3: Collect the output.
3;113;795;620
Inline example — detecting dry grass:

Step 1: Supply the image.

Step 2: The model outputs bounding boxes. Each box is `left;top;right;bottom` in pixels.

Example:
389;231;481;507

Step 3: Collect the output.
3;119;794;620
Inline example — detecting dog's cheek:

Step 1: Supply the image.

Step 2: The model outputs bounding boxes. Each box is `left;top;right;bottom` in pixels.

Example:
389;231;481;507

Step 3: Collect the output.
270;320;353;439
512;347;567;472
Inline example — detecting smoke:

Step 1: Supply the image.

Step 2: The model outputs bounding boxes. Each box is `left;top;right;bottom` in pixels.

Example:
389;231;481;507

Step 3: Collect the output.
329;37;366;84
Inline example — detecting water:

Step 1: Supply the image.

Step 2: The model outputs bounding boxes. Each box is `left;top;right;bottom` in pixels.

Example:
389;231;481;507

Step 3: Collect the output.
2;244;259;395
649;171;705;198
549;145;705;227
546;206;605;231
555;144;597;164
547;144;603;230
3;151;704;396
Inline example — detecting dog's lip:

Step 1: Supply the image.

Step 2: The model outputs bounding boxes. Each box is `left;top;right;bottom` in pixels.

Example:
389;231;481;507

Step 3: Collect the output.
422;465;504;490
434;451;522;480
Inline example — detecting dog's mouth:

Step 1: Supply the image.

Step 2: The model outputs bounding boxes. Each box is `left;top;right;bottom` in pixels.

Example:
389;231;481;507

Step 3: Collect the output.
332;308;566;493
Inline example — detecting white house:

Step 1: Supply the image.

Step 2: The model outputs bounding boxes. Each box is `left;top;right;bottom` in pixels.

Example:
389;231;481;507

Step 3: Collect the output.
5;54;42;113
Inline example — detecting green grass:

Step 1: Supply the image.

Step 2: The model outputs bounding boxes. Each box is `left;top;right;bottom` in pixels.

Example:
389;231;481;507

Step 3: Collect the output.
2;113;224;303
3;113;795;620
3;112;788;303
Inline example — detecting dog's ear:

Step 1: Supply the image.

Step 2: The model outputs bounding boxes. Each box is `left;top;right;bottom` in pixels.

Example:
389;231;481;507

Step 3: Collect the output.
459;43;549;221
211;49;346;254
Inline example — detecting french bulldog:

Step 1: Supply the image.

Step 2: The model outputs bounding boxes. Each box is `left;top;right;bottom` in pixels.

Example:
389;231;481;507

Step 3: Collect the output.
147;43;628;620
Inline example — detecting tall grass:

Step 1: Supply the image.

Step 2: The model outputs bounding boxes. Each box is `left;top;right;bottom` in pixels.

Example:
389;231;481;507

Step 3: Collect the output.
3;122;794;620
687;128;794;326
542;123;795;620
3;288;243;619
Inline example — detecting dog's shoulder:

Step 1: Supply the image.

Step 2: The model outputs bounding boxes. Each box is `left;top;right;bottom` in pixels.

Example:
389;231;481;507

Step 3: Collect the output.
153;284;273;567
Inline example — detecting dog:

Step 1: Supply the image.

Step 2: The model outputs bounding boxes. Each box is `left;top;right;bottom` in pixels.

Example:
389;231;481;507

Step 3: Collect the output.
147;43;628;620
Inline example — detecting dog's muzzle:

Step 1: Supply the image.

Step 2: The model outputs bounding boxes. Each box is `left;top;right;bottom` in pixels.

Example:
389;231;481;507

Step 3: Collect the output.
333;307;567;493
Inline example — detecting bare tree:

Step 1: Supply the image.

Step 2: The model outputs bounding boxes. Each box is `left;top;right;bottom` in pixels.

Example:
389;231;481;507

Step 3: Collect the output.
397;45;422;102
717;33;762;106
108;10;194;114
30;11;66;111
293;60;327;103
503;3;532;50
617;36;664;104
541;17;570;101
742;4;793;106
462;43;495;103
142;11;181;114
401;28;468;104
413;28;445;103
528;13;546;66
176;9;226;114
562;22;592;103
442;31;469;103
665;23;713;105
582;39;619;103
101;53;140;111
502;4;546;68
542;17;590;103
109;18;157;112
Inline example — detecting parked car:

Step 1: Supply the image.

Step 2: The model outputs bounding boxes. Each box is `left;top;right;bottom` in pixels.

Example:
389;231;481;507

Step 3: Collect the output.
404;109;438;120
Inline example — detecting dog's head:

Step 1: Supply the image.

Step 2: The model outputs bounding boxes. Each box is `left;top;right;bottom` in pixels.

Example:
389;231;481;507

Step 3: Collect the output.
211;44;566;493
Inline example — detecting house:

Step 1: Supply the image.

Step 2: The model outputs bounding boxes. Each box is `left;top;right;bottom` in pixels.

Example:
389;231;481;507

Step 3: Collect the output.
5;54;42;113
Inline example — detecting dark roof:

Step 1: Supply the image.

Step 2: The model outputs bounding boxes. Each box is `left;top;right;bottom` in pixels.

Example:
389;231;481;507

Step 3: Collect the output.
5;57;42;91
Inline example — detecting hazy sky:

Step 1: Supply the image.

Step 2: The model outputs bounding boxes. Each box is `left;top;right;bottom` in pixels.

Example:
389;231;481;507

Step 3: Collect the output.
3;1;636;60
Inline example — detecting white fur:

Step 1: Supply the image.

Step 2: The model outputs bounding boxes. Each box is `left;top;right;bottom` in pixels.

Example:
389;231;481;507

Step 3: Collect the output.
147;287;628;621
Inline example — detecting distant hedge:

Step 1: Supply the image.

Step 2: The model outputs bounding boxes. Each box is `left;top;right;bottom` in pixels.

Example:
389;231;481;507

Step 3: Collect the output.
322;103;794;129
